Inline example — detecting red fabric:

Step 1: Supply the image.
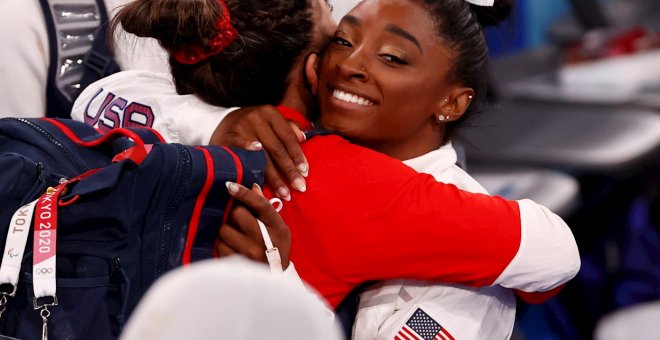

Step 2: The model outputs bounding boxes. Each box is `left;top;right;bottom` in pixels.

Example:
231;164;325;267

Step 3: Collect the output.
515;285;565;304
276;105;314;131
269;135;522;308
43;118;151;165
212;146;245;257
183;147;215;266
171;0;238;65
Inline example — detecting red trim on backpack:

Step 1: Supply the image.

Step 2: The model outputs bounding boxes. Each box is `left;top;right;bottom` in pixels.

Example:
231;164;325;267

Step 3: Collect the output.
42;118;87;143
42;118;166;143
111;145;154;164
42;118;154;165
182;147;216;266
140;127;166;143
212;147;244;258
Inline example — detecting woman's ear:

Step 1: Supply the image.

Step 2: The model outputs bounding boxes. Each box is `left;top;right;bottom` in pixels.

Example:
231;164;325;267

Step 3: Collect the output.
436;87;475;122
304;53;321;95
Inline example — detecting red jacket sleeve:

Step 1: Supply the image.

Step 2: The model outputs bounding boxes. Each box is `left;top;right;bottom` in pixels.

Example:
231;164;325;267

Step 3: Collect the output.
279;136;522;307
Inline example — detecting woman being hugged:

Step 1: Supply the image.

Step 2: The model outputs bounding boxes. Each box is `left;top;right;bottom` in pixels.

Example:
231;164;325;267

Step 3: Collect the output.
315;0;536;338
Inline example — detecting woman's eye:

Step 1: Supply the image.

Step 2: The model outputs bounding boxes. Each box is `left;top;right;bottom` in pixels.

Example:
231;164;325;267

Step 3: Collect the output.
332;37;352;47
381;54;407;65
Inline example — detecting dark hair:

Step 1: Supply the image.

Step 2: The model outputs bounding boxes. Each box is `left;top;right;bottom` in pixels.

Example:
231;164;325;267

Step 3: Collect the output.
415;0;513;140
112;0;314;108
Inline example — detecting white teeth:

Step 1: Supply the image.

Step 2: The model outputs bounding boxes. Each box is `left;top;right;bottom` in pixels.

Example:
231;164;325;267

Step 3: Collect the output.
332;90;373;106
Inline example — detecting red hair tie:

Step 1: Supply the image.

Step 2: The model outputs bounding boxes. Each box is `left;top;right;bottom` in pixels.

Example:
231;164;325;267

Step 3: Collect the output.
172;0;238;65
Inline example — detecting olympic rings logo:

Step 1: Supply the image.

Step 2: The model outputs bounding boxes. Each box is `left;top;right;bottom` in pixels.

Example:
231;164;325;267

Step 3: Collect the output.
35;268;53;275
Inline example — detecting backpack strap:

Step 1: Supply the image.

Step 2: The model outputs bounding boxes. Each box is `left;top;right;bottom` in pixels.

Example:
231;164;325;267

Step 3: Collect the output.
39;0;120;118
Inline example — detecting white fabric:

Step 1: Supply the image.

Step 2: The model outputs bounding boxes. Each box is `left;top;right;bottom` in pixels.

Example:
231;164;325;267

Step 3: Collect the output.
494;199;581;291
0;0;168;119
0;0;49;118
465;0;495;6
32;185;63;300
328;0;494;22
352;143;579;340
71;70;235;145
594;301;660;340
283;261;337;321
330;0;361;22
120;257;344;340
353;143;516;340
0;200;38;289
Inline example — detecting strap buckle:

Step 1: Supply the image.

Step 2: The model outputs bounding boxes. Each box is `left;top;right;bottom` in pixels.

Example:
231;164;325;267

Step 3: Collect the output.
84;50;120;77
33;295;58;310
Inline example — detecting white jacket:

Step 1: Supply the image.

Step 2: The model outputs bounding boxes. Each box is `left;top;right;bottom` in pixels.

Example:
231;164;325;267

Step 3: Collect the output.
354;144;515;340
0;0;168;118
71;70;233;146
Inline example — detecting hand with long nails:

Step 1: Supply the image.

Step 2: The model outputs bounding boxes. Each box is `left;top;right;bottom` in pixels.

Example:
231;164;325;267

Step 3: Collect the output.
218;182;292;270
210;105;308;201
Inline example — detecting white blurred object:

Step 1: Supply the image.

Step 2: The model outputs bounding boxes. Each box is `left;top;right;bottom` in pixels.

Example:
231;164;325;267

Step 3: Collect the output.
594;300;660;340
107;0;170;73
471;167;580;218
330;0;361;21
120;257;344;340
559;49;660;94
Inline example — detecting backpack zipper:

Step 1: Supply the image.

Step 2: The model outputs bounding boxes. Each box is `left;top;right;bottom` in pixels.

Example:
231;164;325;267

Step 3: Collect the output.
15;118;88;173
156;144;192;275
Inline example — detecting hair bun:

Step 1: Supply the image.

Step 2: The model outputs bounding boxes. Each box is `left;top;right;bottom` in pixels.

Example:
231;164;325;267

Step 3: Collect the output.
470;0;513;27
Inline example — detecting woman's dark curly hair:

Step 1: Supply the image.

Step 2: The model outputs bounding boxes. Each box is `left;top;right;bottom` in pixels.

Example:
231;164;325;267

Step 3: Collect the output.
112;0;314;108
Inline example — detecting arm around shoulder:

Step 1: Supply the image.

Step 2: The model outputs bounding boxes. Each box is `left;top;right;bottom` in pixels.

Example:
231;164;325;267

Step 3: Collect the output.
494;199;580;296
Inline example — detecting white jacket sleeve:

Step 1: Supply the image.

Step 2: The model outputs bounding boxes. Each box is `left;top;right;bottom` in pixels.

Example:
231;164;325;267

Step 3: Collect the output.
170;102;238;146
494;199;581;292
0;0;49;118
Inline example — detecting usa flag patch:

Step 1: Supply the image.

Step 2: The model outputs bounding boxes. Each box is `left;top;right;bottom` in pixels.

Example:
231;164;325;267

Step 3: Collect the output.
394;308;455;340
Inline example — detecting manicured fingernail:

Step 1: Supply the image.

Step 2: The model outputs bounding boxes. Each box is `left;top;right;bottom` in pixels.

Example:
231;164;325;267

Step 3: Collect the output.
299;130;307;141
278;187;291;201
298;163;309;177
225;181;239;194
252;183;264;196
248;141;263;150
292;178;306;193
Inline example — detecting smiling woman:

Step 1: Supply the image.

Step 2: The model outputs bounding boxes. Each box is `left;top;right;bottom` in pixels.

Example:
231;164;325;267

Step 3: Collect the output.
314;0;537;339
318;0;464;160
318;0;512;160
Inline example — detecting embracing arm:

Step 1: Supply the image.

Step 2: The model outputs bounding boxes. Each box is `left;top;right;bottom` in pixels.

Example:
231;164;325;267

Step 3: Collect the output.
286;136;579;304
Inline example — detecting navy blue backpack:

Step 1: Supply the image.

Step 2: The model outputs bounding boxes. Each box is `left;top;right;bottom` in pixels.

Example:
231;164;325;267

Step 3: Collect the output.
0;117;265;339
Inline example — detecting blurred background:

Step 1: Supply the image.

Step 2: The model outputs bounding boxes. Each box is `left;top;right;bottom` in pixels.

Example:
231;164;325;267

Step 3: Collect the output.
456;0;659;338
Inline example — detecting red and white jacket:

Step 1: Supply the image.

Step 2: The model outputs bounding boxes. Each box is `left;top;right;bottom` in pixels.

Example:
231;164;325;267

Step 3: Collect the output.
353;143;524;340
276;134;579;309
